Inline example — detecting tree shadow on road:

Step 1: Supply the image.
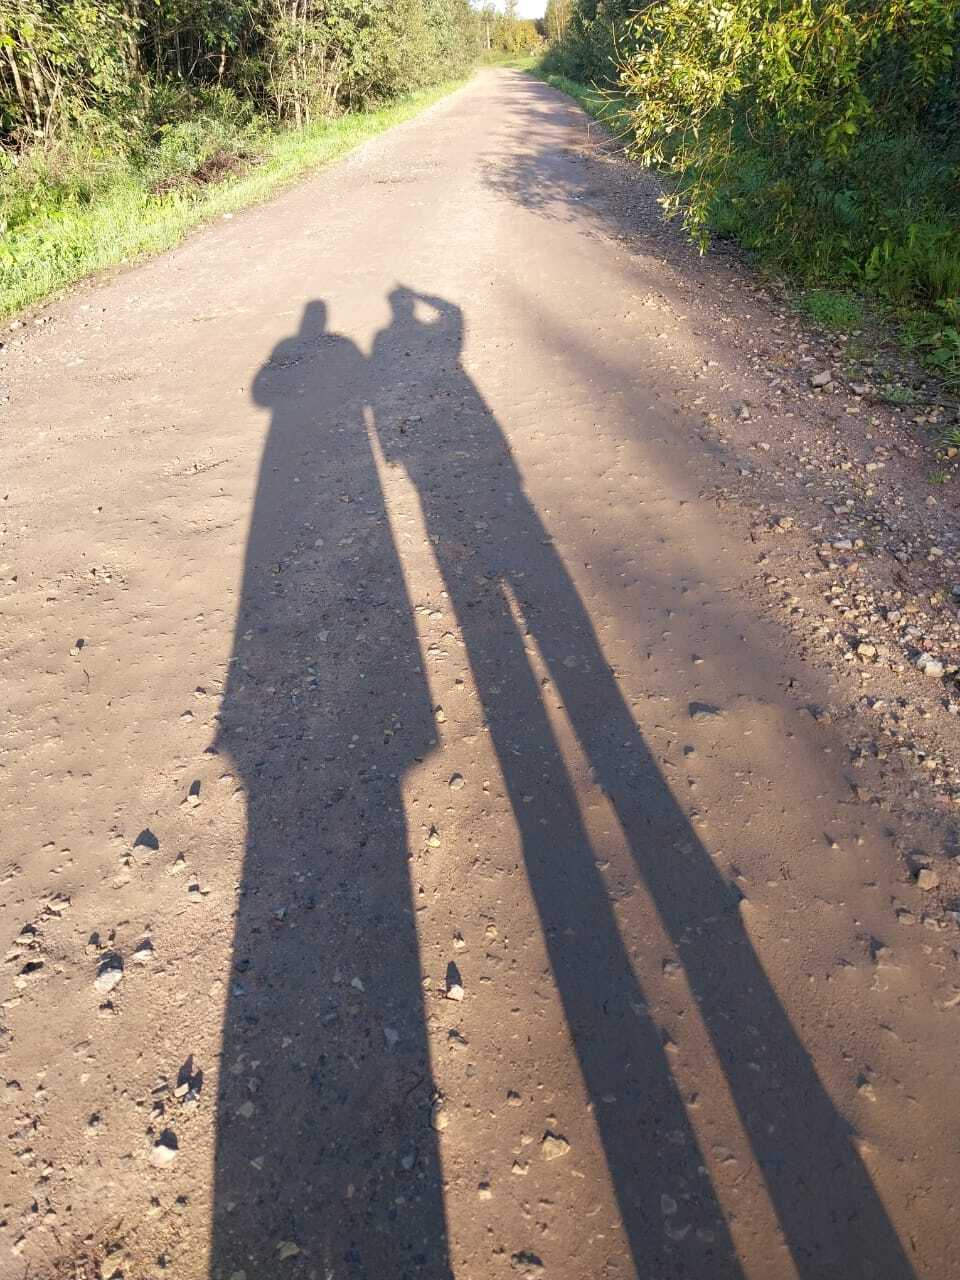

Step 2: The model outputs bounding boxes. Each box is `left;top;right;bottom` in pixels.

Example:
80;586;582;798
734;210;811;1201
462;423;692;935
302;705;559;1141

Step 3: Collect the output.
210;291;916;1280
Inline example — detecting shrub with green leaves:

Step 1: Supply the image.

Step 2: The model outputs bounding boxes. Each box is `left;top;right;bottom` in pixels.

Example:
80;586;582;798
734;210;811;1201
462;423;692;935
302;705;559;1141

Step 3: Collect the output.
537;0;960;391
0;0;138;140
0;0;486;148
544;0;960;316
618;0;958;256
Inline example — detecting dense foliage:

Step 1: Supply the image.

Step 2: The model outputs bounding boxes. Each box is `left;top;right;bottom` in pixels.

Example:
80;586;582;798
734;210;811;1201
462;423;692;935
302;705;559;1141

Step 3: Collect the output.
542;0;635;84
545;0;960;318
0;0;482;145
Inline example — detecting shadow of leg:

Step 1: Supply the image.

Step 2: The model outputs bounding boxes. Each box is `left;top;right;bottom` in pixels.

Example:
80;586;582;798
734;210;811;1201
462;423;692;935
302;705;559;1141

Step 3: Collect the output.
447;570;745;1276
212;790;451;1279
512;535;917;1280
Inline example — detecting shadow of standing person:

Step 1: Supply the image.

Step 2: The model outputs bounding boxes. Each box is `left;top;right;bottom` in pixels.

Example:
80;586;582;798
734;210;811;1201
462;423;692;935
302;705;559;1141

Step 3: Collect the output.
368;286;917;1280
371;288;744;1276
210;302;452;1280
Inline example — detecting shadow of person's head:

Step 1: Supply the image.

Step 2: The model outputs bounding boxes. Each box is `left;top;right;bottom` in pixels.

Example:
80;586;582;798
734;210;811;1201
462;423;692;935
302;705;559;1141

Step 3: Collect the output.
300;298;328;336
387;285;417;323
381;286;463;359
251;299;365;410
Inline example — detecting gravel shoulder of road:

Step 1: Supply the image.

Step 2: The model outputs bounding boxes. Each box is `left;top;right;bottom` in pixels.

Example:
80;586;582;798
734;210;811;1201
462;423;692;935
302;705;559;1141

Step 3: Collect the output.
528;120;960;903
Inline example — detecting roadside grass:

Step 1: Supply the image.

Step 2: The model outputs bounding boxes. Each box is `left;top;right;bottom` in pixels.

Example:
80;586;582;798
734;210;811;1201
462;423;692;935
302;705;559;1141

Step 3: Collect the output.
480;52;538;70
535;71;613;125
795;289;869;333
0;79;465;322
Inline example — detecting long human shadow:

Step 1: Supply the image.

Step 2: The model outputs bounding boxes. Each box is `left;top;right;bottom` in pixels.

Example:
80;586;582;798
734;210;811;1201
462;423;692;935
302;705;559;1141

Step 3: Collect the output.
210;288;916;1280
210;303;452;1279
368;287;917;1280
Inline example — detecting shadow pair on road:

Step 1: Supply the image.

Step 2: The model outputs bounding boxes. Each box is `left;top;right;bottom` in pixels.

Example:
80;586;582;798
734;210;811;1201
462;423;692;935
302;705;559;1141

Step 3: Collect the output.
210;290;914;1279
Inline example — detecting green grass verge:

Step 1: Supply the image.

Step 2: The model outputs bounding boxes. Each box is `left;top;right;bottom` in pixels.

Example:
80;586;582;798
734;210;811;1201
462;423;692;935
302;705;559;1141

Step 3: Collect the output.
0;79;465;322
794;289;870;333
479;52;538;70
534;70;609;120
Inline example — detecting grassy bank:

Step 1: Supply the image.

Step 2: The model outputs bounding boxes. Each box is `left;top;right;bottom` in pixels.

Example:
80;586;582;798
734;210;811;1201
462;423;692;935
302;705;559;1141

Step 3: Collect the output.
0;79;465;321
535;71;607;120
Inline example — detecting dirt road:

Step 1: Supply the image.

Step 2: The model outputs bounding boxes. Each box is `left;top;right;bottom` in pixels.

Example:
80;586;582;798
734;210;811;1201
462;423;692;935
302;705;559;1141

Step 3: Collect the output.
3;68;960;1280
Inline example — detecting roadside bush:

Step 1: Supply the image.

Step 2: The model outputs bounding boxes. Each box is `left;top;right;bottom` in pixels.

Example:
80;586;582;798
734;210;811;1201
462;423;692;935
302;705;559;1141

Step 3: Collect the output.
617;0;958;267
543;0;960;319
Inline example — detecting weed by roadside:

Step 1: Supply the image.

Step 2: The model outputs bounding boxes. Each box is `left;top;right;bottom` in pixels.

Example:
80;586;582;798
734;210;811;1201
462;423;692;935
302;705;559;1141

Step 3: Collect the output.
796;289;869;333
902;300;960;390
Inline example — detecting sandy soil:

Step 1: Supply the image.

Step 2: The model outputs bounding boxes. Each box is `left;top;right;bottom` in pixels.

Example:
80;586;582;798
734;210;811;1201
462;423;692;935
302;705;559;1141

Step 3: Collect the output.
2;69;959;1280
